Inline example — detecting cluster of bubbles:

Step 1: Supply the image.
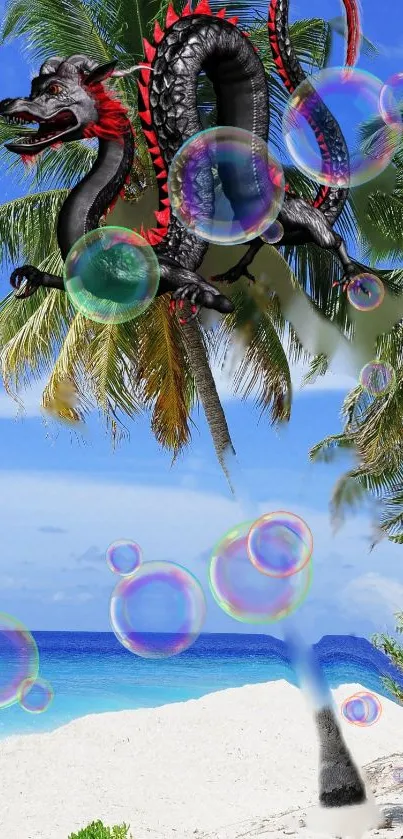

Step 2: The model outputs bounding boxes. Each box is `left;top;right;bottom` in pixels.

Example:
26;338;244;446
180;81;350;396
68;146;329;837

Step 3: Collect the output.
64;226;160;324
60;57;403;324
106;539;206;659
208;511;313;623
359;359;395;397
0;613;53;715
341;690;382;726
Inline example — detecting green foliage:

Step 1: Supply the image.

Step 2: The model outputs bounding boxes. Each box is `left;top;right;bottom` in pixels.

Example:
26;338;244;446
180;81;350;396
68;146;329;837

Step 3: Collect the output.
372;614;403;704
68;821;132;839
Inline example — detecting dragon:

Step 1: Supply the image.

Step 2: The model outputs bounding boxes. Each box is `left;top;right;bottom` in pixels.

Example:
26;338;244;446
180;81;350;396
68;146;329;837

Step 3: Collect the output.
0;0;365;325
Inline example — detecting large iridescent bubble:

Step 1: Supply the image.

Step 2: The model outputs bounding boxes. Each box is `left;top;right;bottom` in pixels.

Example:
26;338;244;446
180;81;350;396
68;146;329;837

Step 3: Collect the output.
168;126;285;245
110;560;206;659
283;67;400;188
341;691;382;726
0;613;39;709
64;227;160;324
247;511;313;578
209;521;312;623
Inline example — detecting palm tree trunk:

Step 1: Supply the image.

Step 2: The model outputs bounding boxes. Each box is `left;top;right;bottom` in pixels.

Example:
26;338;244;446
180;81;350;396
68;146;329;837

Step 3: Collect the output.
181;317;236;491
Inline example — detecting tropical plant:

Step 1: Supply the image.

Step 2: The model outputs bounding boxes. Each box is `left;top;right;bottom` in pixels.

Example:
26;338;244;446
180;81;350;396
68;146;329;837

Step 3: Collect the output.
372;613;403;704
68;820;132;839
0;0;401;487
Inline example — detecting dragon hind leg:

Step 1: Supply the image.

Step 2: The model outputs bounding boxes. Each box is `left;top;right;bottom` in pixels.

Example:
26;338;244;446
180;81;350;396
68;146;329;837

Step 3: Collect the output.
158;257;234;323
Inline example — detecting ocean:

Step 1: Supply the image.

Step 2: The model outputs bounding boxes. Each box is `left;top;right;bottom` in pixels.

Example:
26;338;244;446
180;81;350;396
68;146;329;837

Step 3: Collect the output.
1;631;402;738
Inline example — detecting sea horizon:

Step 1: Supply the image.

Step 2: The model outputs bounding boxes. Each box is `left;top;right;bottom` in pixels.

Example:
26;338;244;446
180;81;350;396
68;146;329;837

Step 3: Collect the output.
1;630;402;739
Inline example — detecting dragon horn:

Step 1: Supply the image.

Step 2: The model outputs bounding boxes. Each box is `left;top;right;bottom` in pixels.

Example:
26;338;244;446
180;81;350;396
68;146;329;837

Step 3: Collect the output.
111;65;154;77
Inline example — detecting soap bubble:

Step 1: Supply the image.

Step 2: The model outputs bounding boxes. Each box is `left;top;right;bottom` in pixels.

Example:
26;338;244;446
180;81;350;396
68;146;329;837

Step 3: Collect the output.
106;539;142;577
110;560;206;658
341;691;382;726
379;72;403;131
168;126;285;245
261;220;284;244
64;226;160;324
19;677;54;714
359;360;395;397
247;511;313;578
209;521;312;623
0;613;39;709
283;67;400;188
347;273;385;311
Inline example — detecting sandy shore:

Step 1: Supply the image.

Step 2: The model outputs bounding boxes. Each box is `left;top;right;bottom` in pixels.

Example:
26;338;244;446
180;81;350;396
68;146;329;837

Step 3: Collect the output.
0;680;402;839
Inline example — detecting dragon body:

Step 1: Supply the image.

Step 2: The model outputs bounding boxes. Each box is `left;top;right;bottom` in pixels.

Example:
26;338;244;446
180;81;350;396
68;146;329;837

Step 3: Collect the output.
0;0;363;321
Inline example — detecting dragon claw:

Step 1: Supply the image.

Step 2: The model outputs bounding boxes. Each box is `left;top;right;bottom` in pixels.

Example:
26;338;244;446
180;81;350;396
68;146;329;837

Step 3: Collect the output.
169;279;233;323
10;265;43;299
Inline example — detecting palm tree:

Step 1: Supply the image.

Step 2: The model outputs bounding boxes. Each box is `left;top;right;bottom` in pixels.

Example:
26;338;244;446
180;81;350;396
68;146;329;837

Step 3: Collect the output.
308;150;403;544
0;0;400;488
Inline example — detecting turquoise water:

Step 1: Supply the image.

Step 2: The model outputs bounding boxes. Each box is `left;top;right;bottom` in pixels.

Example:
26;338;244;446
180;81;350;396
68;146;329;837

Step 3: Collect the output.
1;631;402;738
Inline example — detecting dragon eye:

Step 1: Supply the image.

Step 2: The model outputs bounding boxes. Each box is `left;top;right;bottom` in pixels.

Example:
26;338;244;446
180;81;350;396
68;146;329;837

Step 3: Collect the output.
47;83;61;95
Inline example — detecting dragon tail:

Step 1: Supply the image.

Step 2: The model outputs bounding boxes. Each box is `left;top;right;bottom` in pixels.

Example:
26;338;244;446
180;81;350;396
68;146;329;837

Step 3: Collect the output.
286;628;381;838
268;0;362;225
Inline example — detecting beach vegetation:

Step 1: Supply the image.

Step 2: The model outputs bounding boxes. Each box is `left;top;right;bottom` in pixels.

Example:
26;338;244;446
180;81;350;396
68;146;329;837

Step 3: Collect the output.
372;612;403;703
68;820;132;839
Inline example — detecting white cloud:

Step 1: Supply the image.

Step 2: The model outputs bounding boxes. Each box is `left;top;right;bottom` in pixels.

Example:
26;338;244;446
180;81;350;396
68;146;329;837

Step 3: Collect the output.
343;572;403;614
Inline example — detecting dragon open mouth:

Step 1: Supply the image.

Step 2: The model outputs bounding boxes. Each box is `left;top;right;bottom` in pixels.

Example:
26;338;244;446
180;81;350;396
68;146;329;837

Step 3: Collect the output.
3;109;78;146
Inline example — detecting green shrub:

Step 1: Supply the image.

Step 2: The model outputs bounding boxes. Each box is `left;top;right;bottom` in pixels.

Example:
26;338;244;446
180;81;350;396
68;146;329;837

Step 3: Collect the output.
68;820;132;839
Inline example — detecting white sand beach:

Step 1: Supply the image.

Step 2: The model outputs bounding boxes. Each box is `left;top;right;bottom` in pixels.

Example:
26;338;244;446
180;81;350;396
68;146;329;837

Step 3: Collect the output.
0;680;402;839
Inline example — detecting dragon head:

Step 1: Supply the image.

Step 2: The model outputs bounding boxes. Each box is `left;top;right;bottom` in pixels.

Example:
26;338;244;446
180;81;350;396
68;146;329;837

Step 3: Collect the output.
0;54;133;156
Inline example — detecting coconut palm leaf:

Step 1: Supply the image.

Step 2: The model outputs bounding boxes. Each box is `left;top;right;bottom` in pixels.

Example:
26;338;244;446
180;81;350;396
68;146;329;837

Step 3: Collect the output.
211;281;292;421
0;189;67;266
131;296;196;451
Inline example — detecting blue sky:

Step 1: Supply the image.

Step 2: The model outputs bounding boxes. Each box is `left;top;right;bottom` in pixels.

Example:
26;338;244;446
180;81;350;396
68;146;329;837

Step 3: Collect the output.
0;0;403;639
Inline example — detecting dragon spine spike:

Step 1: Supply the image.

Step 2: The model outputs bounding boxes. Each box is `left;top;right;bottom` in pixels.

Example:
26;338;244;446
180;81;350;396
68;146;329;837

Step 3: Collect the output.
137;81;150;108
215;8;226;17
143;128;158;144
193;0;212;14
142;38;157;63
181;2;192;16
153;21;164;43
165;3;180;27
154;208;170;225
138;109;152;125
226;15;239;24
139;69;152;84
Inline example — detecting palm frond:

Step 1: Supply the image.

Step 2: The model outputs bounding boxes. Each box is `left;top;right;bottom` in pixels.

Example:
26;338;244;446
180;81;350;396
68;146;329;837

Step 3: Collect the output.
212;281;292;422
0;190;67;267
310;432;356;464
0;289;72;390
133;296;196;452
